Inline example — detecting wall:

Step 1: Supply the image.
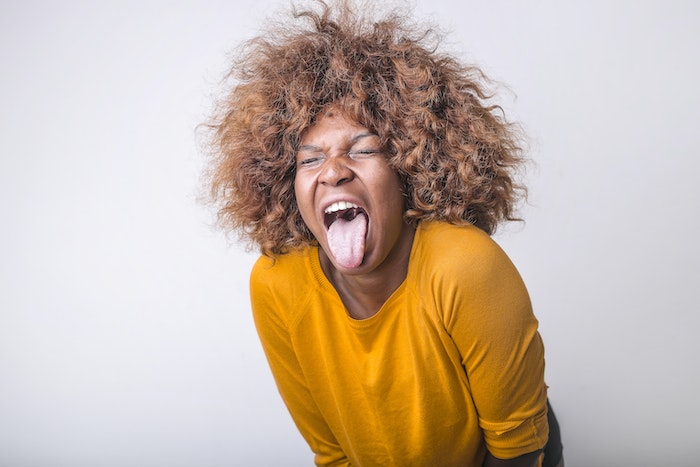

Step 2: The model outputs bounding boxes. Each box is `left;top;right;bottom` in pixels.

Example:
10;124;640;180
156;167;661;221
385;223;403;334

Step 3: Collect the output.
1;1;698;465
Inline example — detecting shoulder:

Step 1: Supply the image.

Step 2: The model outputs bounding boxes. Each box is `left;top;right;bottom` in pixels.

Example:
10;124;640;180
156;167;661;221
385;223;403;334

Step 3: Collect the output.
413;221;514;275
250;248;308;285
250;247;317;313
410;222;534;335
417;221;494;248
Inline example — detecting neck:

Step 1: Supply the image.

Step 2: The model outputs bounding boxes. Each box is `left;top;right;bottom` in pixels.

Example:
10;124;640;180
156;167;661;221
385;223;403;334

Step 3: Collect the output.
321;223;415;320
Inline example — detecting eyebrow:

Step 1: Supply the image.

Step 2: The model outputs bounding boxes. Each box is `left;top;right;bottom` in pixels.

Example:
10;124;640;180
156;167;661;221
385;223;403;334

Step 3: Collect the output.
297;132;376;152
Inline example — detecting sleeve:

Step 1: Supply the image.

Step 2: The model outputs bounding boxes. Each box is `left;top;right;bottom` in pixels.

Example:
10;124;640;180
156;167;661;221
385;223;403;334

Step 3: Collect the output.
437;237;549;460
249;257;351;466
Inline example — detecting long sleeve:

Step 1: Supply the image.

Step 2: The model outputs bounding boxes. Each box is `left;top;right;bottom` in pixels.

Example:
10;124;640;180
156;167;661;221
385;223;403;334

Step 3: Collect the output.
421;223;549;459
250;256;350;466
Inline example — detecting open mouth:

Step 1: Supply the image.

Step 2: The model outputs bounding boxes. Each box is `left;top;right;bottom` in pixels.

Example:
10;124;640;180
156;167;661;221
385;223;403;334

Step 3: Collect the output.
323;201;369;269
324;202;367;229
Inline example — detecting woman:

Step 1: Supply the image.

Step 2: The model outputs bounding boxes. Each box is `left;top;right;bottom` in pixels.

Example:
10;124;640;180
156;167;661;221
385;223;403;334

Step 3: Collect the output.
205;1;562;465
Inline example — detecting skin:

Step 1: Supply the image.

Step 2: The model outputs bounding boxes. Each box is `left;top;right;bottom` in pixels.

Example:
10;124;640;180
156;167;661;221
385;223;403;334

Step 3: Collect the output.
294;106;543;466
294;107;415;319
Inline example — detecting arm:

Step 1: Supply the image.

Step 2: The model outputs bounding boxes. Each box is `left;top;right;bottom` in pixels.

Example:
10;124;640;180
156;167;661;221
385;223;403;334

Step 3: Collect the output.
436;232;549;460
250;258;350;466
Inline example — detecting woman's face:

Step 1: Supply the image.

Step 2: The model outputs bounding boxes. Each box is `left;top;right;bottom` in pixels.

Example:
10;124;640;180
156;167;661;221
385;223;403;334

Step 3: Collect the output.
294;108;413;275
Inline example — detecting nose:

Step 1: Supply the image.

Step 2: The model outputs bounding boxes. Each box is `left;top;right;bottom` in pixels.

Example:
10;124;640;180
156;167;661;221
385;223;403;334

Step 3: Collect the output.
319;157;354;186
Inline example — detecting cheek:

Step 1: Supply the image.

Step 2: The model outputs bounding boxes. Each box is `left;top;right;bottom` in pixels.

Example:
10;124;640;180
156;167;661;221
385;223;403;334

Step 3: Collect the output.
293;176;314;223
379;170;405;209
293;175;301;200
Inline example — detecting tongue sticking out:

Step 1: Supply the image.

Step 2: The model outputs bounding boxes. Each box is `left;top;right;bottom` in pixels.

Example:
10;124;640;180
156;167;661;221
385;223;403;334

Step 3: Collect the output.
327;212;367;269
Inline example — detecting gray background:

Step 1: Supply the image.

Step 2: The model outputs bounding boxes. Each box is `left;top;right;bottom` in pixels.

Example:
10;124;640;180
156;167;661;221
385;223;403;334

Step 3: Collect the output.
1;0;698;465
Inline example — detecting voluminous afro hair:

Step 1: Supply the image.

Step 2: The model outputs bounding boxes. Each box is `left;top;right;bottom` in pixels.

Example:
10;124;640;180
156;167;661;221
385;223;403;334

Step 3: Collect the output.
205;0;527;256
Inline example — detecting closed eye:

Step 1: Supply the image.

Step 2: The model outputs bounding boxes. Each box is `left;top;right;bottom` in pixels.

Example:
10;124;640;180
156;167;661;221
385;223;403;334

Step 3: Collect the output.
297;156;324;167
349;149;382;158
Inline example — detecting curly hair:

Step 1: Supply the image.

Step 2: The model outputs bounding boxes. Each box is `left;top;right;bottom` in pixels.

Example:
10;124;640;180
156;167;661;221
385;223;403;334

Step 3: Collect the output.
204;0;527;256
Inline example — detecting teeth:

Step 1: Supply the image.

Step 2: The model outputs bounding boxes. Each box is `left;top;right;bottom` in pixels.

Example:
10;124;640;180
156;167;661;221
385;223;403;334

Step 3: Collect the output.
325;201;359;214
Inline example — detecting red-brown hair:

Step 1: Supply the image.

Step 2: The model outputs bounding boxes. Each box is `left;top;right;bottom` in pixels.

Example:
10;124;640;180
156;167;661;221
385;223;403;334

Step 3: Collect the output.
204;0;527;255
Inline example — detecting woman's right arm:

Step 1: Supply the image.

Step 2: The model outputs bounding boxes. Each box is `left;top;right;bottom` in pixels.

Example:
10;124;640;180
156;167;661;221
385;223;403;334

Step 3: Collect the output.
250;258;350;466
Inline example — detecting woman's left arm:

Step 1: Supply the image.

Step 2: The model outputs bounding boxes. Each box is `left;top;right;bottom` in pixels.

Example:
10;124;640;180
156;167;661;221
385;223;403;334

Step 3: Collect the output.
439;234;549;461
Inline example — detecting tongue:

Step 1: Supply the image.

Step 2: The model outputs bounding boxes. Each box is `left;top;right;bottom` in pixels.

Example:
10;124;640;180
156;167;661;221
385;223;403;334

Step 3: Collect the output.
326;213;367;269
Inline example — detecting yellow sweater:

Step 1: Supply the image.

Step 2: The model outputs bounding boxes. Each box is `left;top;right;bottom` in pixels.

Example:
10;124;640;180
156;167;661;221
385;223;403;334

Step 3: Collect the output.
250;221;549;466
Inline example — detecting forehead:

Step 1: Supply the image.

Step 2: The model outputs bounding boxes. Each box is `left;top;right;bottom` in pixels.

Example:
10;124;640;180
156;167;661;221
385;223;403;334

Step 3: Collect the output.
300;109;376;146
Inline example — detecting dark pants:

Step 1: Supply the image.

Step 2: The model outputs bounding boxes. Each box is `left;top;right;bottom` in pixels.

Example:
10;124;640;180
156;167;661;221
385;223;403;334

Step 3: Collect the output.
543;399;564;467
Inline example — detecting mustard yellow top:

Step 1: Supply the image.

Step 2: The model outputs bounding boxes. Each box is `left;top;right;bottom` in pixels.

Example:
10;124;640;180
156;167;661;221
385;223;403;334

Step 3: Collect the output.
250;221;549;466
